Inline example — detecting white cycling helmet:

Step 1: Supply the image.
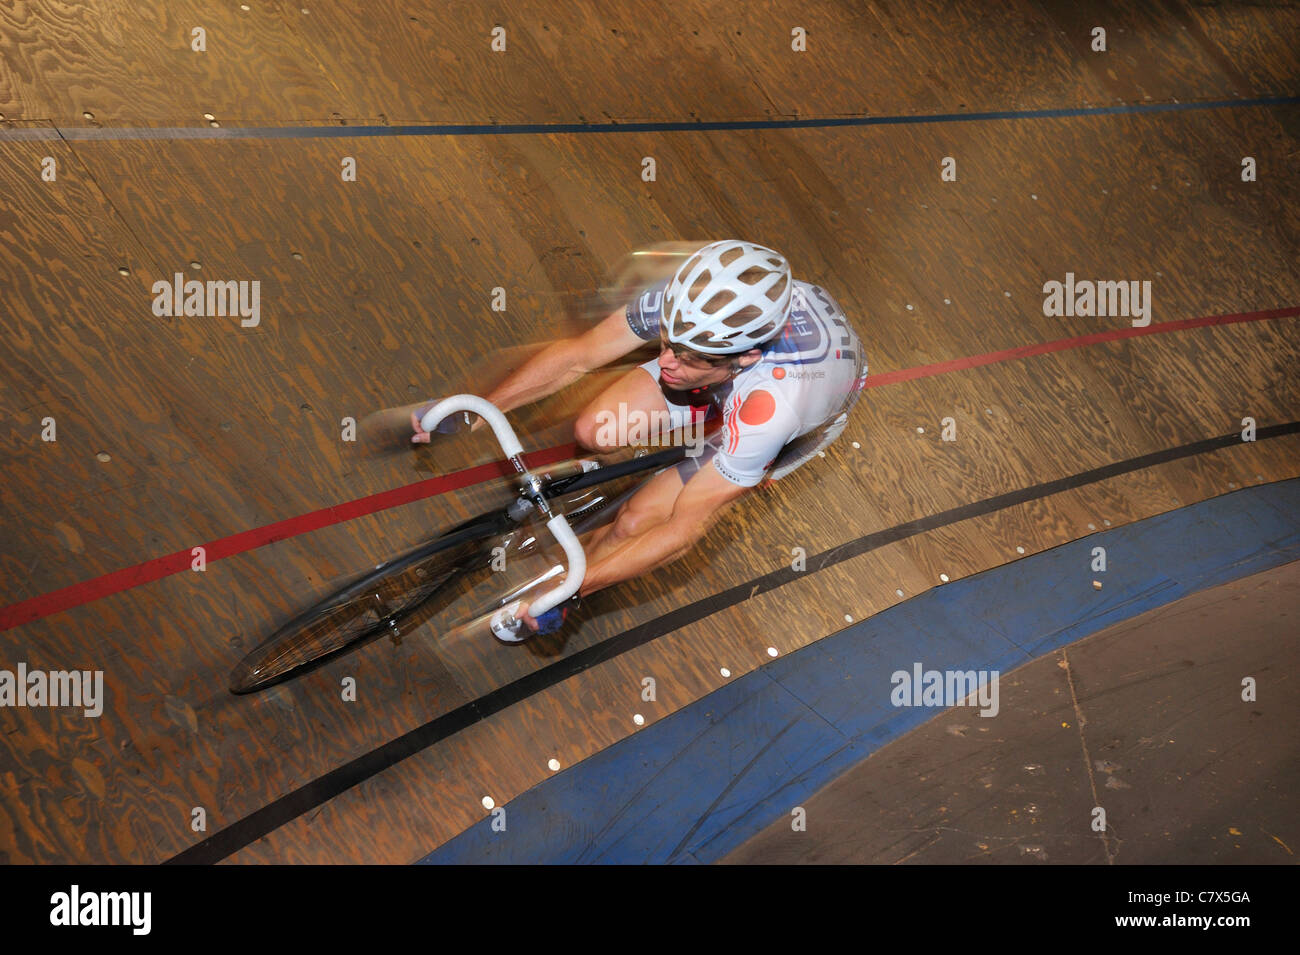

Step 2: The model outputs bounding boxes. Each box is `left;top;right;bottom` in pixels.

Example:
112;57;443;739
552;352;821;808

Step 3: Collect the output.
664;240;793;355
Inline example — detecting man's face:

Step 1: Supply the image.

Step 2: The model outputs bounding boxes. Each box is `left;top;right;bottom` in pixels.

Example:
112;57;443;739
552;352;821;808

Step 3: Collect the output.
657;330;759;390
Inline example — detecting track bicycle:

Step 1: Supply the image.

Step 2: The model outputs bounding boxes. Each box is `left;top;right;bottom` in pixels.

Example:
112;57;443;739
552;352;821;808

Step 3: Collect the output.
229;395;689;694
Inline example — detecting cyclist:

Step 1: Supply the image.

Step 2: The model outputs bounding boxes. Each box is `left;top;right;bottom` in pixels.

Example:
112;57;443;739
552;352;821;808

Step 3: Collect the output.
413;239;867;637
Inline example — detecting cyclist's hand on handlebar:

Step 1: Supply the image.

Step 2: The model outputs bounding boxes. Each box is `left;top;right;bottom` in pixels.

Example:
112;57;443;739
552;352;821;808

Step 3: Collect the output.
410;403;478;444
520;594;581;635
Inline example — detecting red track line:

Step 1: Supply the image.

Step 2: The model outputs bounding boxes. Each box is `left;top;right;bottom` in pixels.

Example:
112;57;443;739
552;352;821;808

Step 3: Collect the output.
2;305;1295;631
0;443;577;631
863;306;1298;387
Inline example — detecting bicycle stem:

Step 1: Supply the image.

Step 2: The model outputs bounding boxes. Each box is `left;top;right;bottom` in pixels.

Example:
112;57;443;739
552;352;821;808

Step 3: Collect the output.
419;395;586;617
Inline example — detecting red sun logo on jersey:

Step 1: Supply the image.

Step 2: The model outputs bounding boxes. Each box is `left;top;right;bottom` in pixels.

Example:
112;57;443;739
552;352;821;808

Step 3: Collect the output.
771;367;786;380
738;390;776;426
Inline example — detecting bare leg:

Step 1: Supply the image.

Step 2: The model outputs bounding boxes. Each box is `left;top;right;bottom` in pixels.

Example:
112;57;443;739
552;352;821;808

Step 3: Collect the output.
574;366;669;453
579;464;684;596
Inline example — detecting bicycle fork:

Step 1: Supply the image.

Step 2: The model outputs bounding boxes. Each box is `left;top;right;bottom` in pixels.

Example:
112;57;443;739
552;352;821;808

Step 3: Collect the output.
419;395;587;642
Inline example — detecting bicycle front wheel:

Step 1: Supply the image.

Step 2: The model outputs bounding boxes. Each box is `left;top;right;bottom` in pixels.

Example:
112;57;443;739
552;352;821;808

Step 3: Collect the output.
229;513;511;694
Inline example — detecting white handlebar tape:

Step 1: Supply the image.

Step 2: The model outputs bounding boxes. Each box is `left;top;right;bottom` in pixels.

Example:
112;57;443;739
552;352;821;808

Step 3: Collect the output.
419;394;525;460
526;514;587;617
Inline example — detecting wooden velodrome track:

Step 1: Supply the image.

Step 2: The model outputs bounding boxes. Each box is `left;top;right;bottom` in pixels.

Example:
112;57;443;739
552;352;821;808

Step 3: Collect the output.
0;1;1297;864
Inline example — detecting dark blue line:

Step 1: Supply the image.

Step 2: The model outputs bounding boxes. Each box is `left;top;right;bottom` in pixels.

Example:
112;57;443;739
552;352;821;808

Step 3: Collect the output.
3;95;1296;143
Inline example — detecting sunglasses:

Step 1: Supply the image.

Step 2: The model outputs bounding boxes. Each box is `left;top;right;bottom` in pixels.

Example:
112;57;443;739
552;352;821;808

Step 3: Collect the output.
658;330;735;370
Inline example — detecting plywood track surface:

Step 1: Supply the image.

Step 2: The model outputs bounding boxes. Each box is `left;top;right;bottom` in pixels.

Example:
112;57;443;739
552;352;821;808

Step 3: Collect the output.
0;1;1296;863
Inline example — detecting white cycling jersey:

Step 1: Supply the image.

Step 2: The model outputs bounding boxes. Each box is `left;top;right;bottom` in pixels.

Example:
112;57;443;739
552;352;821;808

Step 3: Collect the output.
625;278;868;486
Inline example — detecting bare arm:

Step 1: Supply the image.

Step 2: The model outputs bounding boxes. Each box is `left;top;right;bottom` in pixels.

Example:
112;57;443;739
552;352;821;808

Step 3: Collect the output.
481;306;645;417
413;304;646;440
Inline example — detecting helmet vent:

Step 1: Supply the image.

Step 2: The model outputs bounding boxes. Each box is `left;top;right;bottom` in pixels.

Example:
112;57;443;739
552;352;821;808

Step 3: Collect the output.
718;246;745;268
722;305;763;326
703;288;736;314
688;269;713;302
